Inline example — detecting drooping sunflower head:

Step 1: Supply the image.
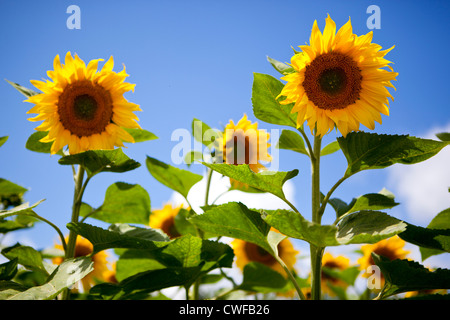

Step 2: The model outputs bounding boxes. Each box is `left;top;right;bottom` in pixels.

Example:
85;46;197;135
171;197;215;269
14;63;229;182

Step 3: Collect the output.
217;114;272;188
149;203;184;239
53;236;112;292
358;235;410;277
278;15;398;137
26;52;141;154
320;252;351;296
231;233;298;277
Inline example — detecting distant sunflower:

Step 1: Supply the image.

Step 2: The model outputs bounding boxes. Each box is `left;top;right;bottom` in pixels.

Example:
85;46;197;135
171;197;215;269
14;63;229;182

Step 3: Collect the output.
149;203;184;239
278;15;398;137
26;52;141;154
218;114;271;189
53;236;111;292
231;233;298;277
321;252;350;296
358;236;410;279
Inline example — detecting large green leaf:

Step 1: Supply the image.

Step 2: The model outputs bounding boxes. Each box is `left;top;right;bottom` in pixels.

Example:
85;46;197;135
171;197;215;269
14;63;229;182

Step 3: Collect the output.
251;73;297;128
263;209;407;247
7;257;93;300
337;132;449;176
58;149;140;177
1;244;48;276
0;200;45;220
191;202;273;254
276;129;308;156
67;222;169;253
237;262;290;294
146;156;202;199
123;128;158;143
0;179;28;199
372;253;450;299
398;208;450;259
0;258;18;281
83;182;150;225
203;163;298;201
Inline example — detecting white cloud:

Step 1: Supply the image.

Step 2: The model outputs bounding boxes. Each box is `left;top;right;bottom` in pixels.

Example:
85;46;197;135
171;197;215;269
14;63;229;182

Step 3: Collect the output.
387;123;450;225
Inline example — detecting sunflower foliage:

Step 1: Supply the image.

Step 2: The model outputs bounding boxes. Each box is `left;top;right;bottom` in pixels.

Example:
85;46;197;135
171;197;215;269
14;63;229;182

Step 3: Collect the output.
2;15;450;301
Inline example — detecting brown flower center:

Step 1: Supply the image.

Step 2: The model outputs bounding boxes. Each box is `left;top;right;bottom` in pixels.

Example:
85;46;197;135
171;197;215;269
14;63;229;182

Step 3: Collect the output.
244;242;279;266
160;216;181;239
58;80;113;137
302;52;362;110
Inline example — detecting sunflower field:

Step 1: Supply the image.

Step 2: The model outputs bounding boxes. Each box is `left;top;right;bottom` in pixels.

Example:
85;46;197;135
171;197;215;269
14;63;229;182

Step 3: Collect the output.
1;1;449;306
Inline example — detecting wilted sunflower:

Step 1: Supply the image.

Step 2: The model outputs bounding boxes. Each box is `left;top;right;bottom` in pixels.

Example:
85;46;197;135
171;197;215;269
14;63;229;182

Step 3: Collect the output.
53;236;112;292
218;114;271;189
358;235;410;279
278;15;398;137
26;52;141;154
231;233;298;277
149;203;185;239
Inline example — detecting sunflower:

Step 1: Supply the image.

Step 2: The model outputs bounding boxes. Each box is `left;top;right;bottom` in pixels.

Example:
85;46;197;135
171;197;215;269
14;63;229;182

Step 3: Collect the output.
149;203;184;239
320;252;350;297
218;114;271;188
358;236;410;280
277;15;398;137
53;236;112;292
26;52;141;154
231;233;298;277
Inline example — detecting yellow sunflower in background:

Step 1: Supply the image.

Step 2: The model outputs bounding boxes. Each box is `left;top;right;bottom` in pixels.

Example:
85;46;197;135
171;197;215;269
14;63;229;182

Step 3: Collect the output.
320;252;351;297
149;203;185;239
277;15;398;137
26;52;141;154
231;233;298;277
358;235;410;281
218;114;272;189
53;236;112;292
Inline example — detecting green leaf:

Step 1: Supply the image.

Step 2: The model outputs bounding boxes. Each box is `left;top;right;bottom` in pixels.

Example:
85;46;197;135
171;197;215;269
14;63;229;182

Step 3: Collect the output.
337;132;449;176
266;56;295;75
58;149;140;177
25;131;63;155
66;222;169;254
84;182;151;225
192;118;218;149
7;257;94;300
203;163;298;201
123;128;158;143
320;140;341;156
5;79;39;98
343;192;400;216
237;262;289;293
276;129;308;156
372;253;450;299
191;202;273;254
436;132;450;141
322;265;360;287
184;150;203;166
146;156;202;199
263;209;407;247
251;73;297;128
0;179;28;198
0;200;45;220
1;244;48;276
0;258;18;281
398;208;450;259
0;136;8;148
0;281;28;299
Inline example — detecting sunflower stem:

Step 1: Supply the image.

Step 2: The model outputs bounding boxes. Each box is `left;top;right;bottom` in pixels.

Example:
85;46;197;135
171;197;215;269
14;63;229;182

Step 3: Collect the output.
62;165;86;300
310;134;323;300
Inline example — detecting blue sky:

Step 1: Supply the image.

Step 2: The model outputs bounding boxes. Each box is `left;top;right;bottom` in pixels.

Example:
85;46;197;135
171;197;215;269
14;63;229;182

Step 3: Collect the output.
1;0;449;269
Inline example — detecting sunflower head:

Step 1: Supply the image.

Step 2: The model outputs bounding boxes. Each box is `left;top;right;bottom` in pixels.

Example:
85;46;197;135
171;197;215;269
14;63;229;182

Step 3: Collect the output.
26;52;141;154
320;252;351;296
53;235;112;291
231;232;298;277
358;235;410;277
149;203;185;239
217;114;272;189
278;15;398;137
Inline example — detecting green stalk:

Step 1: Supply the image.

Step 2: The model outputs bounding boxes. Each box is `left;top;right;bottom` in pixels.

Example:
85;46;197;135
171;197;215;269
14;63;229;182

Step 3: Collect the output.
62;165;86;300
310;135;323;300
